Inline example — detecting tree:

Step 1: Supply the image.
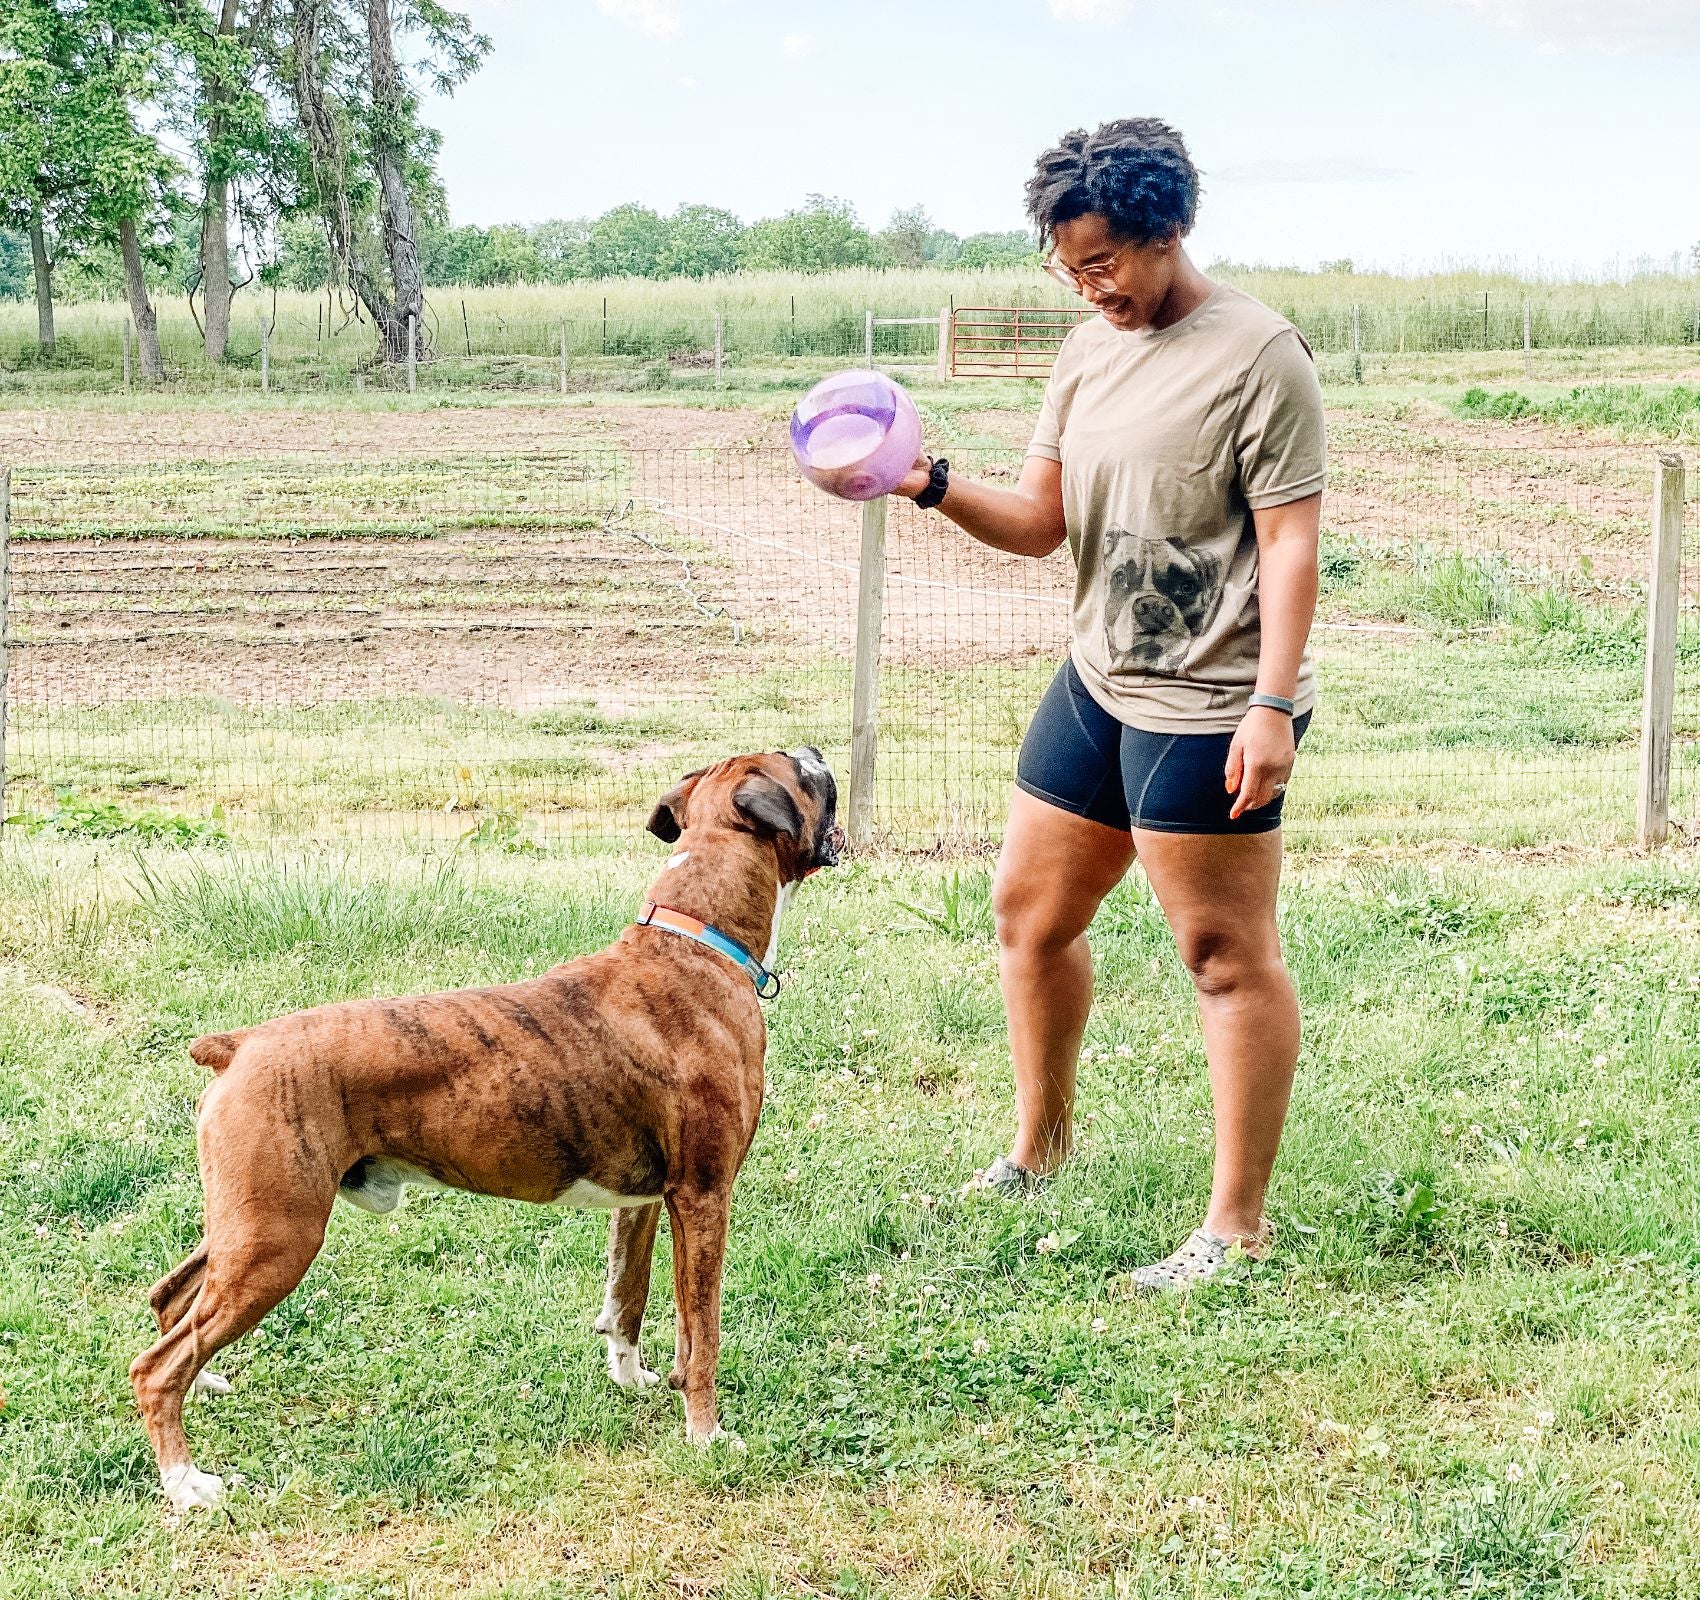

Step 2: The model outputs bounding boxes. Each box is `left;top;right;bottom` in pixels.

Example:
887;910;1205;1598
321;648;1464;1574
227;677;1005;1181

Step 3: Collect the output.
924;226;963;267
656;205;744;279
579;203;668;279
165;1;297;363
956;229;1040;270
287;0;488;364
528;215;590;280
0;232;30;300
740;195;888;273
0;0;89;356
60;0;182;382
878;204;932;270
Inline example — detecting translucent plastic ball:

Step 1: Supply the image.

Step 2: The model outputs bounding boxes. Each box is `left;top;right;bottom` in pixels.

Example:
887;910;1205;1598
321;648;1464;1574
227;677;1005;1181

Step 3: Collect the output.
789;369;923;501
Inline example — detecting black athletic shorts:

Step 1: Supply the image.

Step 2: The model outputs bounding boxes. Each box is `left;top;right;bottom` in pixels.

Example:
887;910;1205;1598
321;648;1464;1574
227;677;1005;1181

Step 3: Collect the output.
1015;656;1311;835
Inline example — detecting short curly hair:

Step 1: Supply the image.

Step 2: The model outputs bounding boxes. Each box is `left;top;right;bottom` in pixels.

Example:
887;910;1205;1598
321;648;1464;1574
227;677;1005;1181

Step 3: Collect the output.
1024;118;1200;246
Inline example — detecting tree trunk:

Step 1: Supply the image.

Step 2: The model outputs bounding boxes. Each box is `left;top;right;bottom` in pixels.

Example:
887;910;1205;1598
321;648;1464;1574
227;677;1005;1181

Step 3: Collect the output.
367;0;423;365
200;177;232;363
28;214;55;357
198;0;239;363
292;0;398;357
117;216;164;382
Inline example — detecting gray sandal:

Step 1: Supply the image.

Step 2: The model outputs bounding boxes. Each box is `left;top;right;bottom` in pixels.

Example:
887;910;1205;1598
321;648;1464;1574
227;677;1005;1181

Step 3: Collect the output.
1124;1221;1272;1294
961;1155;1048;1198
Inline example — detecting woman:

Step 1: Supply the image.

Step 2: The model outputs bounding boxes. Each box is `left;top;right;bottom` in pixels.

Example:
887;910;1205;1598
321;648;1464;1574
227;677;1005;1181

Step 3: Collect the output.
899;118;1325;1290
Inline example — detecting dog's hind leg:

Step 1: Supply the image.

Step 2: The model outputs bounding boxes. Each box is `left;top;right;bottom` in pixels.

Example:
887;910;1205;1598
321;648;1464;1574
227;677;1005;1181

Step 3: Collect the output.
131;1171;335;1511
149;1239;207;1334
594;1202;662;1391
147;1239;232;1397
664;1187;736;1446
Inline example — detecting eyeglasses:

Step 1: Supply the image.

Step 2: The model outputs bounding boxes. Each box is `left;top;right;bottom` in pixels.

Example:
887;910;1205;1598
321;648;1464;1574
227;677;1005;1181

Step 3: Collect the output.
1043;241;1133;294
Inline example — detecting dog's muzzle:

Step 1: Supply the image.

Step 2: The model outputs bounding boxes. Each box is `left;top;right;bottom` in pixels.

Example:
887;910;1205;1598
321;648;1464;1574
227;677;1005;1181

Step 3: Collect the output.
815;824;846;869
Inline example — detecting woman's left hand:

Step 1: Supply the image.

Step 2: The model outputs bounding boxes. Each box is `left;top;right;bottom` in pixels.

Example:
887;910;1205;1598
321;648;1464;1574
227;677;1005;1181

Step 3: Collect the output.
1225;706;1297;821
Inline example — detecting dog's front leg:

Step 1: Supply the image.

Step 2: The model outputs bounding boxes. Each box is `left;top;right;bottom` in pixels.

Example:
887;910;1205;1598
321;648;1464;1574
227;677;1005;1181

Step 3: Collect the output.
595;1202;662;1390
664;1187;738;1446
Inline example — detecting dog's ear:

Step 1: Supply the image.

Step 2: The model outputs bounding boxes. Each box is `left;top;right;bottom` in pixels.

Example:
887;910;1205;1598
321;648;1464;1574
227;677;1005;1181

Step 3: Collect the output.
646;768;706;842
732;773;803;841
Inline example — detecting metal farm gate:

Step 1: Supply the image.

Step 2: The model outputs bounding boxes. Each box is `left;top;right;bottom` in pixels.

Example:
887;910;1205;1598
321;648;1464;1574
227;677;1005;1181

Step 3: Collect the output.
948;305;1094;378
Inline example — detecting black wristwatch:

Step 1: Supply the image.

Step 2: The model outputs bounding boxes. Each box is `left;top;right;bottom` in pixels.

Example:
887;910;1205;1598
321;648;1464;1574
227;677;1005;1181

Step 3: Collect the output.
914;456;950;510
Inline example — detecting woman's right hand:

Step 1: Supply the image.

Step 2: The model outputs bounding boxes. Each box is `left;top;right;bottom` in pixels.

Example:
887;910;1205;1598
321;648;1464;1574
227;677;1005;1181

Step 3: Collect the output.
892;453;931;501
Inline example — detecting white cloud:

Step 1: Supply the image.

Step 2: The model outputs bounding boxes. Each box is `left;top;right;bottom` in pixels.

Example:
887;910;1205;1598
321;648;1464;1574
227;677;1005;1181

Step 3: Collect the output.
1048;0;1135;21
677;73;699;90
1214;159;1413;184
780;31;815;56
1445;0;1700;53
594;0;680;39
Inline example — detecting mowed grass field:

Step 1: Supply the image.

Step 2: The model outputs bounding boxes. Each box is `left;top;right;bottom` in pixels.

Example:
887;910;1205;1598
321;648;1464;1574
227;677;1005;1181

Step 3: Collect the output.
4;840;1700;1597
3;354;1700;1594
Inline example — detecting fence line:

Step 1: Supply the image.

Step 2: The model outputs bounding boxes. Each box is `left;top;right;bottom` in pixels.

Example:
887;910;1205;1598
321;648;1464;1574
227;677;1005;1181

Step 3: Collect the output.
7;290;1700;393
0;443;1694;851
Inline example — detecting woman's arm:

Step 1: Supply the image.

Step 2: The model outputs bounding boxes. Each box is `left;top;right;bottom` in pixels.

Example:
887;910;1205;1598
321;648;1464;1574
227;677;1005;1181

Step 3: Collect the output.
1225;491;1321;819
894;455;1068;559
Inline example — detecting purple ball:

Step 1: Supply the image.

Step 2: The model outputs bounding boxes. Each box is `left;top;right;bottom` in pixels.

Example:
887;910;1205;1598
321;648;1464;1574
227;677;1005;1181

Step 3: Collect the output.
789;369;923;501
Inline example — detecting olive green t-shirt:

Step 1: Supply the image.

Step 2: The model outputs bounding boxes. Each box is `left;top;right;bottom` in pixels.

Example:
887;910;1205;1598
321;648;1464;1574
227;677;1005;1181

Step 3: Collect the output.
1027;284;1326;733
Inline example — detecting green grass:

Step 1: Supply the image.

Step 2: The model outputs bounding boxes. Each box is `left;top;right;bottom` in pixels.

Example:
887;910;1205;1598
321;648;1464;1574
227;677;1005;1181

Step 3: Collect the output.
3;841;1700;1595
1455;384;1700;441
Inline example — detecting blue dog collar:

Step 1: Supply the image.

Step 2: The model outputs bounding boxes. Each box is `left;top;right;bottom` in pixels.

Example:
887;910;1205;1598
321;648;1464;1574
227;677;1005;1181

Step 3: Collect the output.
636;901;781;999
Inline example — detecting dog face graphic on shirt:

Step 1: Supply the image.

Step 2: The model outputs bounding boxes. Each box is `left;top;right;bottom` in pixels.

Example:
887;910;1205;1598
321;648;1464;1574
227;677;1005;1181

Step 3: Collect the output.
1100;526;1225;675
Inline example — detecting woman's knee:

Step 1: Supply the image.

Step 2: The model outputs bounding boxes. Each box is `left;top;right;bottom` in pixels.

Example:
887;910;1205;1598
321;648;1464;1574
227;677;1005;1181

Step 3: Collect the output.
992;864;1094;956
1175;925;1283;999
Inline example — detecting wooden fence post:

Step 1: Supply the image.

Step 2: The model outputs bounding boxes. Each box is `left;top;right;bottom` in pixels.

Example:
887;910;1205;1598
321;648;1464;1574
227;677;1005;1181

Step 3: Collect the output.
864;309;874;370
461;299;472;360
848;495;887;844
1637;452;1686;848
937;305;951;381
406;311;417;393
0;467;10;834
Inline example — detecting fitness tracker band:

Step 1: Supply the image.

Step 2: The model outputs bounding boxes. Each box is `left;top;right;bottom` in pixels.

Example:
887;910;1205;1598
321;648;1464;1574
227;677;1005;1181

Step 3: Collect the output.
914;456;950;510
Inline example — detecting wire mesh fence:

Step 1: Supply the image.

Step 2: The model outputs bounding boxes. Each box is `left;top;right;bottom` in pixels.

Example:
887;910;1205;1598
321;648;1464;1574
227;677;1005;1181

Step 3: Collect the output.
5;285;1700;393
0;438;1691;851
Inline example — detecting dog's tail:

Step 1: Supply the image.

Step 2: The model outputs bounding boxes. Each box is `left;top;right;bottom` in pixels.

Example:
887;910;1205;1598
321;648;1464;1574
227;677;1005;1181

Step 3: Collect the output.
188;1030;250;1073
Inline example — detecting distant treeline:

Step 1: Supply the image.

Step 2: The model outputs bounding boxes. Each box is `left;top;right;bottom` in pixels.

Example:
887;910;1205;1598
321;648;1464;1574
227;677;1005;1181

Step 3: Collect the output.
0;200;1038;303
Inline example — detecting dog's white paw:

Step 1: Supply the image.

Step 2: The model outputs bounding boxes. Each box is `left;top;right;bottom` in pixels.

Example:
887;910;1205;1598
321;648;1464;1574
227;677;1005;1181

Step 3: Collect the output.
191;1370;232;1398
690;1425;746;1453
604;1337;662;1391
161;1463;224;1511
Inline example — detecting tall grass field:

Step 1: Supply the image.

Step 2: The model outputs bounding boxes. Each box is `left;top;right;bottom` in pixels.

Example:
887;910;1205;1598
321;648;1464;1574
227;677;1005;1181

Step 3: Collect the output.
3;264;1698;388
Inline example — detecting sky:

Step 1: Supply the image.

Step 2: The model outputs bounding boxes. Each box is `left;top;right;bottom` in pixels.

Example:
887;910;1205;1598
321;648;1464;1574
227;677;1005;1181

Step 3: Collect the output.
424;0;1700;276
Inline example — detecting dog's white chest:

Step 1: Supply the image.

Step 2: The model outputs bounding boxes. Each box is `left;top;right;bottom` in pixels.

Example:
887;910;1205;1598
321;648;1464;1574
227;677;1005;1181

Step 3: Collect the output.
552;1178;662;1210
